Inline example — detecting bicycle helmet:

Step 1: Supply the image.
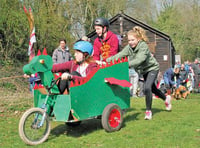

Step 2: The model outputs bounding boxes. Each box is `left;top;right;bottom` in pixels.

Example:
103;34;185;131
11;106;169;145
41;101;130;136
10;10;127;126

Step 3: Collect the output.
94;17;109;28
73;41;93;55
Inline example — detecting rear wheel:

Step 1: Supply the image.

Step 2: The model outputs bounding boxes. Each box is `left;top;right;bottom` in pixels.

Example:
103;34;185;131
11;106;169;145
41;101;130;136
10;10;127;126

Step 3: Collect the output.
19;108;50;145
101;103;123;132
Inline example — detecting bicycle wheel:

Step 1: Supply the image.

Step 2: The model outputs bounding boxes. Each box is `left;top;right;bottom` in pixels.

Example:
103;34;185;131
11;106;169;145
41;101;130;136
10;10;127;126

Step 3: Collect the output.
19;108;51;145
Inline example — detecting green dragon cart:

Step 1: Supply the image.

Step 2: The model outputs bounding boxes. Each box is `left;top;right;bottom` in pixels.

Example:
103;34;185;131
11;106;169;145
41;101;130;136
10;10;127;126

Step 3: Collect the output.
18;49;131;145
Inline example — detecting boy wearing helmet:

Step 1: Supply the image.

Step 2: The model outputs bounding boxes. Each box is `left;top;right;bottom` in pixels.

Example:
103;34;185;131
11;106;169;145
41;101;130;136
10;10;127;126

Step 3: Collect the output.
93;17;119;64
52;41;97;93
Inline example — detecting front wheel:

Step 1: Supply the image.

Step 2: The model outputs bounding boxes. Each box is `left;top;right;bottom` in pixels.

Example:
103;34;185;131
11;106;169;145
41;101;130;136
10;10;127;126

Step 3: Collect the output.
19;108;51;145
101;103;123;132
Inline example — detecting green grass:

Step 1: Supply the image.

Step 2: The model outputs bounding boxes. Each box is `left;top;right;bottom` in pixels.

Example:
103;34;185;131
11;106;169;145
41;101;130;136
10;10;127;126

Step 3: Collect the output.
0;93;200;148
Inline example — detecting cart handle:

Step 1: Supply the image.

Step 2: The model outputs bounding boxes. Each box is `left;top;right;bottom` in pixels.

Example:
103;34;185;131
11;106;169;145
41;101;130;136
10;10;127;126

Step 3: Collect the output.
45;77;61;92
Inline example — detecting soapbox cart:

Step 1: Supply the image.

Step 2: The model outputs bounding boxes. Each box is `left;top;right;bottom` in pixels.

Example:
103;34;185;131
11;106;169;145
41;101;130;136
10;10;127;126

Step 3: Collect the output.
18;49;131;145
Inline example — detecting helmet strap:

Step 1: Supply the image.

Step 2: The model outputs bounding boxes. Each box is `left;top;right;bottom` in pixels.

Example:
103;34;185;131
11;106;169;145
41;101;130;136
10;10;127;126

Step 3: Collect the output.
99;26;107;39
76;60;84;65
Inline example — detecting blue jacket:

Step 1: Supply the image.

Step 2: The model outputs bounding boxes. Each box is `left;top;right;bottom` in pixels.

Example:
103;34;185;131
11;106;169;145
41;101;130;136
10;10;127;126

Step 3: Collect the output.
163;68;176;85
29;74;40;84
163;68;180;86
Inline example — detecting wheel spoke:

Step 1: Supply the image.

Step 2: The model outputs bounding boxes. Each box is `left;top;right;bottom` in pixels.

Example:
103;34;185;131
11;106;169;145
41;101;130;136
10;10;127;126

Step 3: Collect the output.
24;111;48;141
19;108;50;145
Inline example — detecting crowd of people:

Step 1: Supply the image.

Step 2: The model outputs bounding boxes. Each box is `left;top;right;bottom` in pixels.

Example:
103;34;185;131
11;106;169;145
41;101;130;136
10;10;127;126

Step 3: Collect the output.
25;17;200;120
158;59;200;94
131;59;200;98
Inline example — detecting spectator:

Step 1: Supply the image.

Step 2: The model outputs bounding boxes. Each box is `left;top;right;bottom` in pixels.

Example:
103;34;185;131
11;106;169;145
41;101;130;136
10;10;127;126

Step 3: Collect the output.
175;60;181;69
52;39;73;64
187;61;195;91
196;58;200;67
24;56;41;93
184;60;190;73
156;71;167;94
190;59;200;92
179;64;188;87
24;73;41;93
129;68;139;97
163;66;180;95
93;17;119;64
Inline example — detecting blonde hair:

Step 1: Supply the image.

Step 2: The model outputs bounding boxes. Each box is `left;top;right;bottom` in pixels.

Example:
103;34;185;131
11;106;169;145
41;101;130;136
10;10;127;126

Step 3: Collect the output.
127;26;148;42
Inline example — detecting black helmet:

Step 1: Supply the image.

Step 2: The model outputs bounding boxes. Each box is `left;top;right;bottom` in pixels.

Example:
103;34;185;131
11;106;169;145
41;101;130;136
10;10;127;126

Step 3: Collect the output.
94;17;109;28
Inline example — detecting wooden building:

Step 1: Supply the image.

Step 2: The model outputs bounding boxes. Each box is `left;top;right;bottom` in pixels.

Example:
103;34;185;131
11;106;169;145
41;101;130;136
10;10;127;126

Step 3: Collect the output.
87;12;175;73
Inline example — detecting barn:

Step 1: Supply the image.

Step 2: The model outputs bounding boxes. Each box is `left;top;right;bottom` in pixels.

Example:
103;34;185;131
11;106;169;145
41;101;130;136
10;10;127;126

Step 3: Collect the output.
87;12;176;73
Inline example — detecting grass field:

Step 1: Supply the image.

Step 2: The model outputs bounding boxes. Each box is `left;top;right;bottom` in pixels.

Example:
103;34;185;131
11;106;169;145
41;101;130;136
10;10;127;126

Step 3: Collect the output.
0;91;200;148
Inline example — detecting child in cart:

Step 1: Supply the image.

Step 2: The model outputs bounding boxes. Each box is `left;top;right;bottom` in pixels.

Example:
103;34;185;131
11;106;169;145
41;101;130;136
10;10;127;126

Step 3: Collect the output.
52;41;97;93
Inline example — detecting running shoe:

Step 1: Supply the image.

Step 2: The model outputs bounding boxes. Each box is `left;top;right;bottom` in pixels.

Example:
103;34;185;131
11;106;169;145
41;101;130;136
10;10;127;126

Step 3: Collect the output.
165;95;172;111
144;110;152;120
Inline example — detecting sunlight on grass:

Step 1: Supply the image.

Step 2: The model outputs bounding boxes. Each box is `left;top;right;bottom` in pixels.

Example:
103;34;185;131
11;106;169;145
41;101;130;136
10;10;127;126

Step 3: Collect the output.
0;93;200;147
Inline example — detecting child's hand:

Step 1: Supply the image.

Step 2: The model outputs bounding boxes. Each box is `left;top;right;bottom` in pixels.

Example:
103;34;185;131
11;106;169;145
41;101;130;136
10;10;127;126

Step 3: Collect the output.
96;60;106;65
61;72;71;80
23;74;30;78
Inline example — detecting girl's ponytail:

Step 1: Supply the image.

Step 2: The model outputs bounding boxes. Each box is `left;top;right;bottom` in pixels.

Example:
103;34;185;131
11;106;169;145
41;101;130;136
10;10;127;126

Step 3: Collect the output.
132;26;148;42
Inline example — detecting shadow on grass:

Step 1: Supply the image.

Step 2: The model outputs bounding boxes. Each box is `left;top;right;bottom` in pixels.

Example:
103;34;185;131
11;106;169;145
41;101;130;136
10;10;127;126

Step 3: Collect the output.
118;108;139;128
50;108;138;140
123;107;140;121
124;112;140;122
50;118;102;138
50;108;143;141
123;107;167;124
141;108;166;115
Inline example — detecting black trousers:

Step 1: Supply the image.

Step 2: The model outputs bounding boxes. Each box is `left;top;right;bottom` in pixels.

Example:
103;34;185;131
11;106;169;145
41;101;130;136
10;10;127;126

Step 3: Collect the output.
58;71;81;94
143;70;166;110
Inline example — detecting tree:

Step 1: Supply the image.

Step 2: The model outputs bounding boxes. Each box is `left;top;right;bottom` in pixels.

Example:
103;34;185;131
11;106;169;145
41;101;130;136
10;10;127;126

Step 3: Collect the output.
124;0;159;24
151;0;200;61
64;0;127;38
0;0;128;64
26;0;74;53
1;0;200;64
0;0;28;64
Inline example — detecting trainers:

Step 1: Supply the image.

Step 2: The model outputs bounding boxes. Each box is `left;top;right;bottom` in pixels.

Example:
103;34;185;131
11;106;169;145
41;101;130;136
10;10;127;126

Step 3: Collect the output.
144;110;152;120
165;95;172;111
